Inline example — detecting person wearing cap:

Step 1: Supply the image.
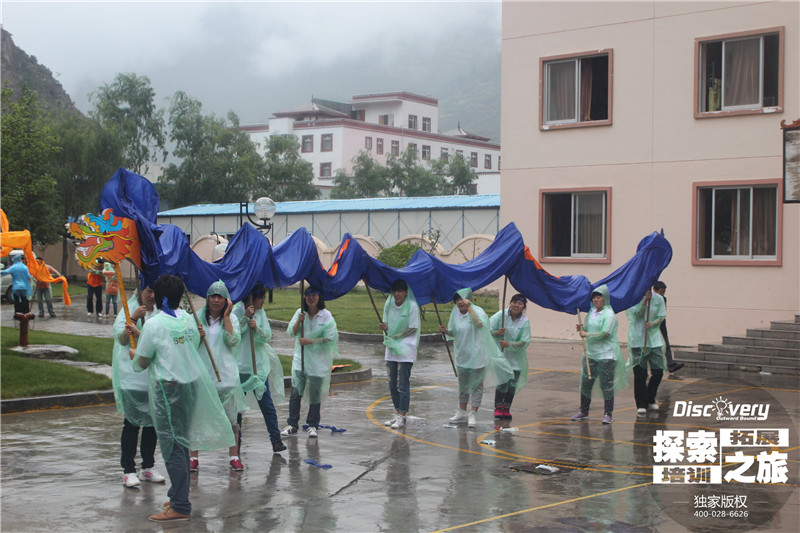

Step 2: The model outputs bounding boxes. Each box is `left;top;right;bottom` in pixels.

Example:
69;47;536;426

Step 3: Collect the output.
232;282;287;456
379;279;420;430
573;284;627;424
489;293;532;420
438;287;513;428
627;288;667;415
282;287;338;438
190;280;248;471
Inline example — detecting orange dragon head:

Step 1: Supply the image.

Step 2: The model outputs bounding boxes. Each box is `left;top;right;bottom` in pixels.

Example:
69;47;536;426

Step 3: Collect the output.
67;208;141;269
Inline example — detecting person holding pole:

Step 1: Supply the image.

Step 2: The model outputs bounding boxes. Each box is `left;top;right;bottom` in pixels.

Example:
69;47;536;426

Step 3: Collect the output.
626;288;667;415
131;274;234;523
190;280;248;471
232;282;287;456
378;279;420;430
33;259;59;317
438;288;513;428
573;285;626;424
282;286;338;438
113;285;165;487
489;293;531;420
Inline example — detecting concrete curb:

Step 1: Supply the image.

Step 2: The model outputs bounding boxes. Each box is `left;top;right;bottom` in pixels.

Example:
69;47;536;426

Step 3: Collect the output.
0;367;373;415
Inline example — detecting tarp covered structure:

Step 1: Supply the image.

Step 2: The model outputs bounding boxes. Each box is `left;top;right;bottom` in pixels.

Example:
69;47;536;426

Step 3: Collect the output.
99;168;672;312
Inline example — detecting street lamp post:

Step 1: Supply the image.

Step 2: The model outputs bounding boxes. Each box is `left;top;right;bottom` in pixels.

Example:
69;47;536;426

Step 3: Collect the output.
240;197;277;302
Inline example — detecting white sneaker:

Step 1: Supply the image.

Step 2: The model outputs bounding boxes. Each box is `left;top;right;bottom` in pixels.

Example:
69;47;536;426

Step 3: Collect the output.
637;408;647;415
306;426;318;438
123;472;141;487
280;425;298;436
391;415;406;429
467;411;477;428
383;415;398;427
87;312;93;317
449;409;469;423
97;313;104;318
648;403;659;411
142;468;166;483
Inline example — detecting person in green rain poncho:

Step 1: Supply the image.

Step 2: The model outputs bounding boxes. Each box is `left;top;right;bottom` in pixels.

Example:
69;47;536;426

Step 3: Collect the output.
232;282;287;455
131;275;234;523
572;284;628;425
112;285;165;488
378;279;420;429
282;287;339;438
489;293;532;420
438;288;514;428
626;288;667;416
190;280;248;471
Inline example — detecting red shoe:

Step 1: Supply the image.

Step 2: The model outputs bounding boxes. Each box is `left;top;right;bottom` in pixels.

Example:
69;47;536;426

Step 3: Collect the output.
503;407;513;420
230;458;244;471
494;407;504;418
189;458;199;472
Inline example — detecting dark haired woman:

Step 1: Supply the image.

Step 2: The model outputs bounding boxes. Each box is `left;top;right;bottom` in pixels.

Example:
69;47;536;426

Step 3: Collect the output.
282;287;338;438
489;293;531;419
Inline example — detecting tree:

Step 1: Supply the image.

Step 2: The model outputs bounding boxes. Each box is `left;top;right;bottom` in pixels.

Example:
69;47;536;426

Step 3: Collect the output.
447;152;478;195
257;135;319;201
90;73;167;174
0;86;61;245
50;110;124;273
159;91;266;208
331;150;391;199
387;147;448;197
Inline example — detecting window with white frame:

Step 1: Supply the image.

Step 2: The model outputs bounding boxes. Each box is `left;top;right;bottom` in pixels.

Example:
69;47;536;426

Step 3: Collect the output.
422;145;431;160
320;162;332;177
391;140;400;156
321;134;333;152
301;135;313;153
422;117;431;132
379;114;394;126
470;152;478;167
696;184;778;259
376;138;384;155
697;28;782;115
441;147;449;162
408;115;418;130
365;136;373;150
408;143;418;158
484;154;492;169
543;190;607;258
542;50;611;128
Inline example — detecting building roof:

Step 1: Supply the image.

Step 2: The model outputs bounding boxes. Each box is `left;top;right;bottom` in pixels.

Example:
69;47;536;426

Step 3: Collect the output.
158;195;500;217
273;101;349;119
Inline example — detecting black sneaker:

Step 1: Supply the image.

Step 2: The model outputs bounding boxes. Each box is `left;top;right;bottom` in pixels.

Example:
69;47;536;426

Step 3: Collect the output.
272;440;287;453
669;363;685;373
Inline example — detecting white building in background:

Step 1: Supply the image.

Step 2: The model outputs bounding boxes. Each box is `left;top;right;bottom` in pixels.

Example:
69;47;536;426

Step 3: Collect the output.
240;91;501;198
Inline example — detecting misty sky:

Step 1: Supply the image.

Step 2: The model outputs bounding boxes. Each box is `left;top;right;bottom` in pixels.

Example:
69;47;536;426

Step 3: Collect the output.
1;1;501;133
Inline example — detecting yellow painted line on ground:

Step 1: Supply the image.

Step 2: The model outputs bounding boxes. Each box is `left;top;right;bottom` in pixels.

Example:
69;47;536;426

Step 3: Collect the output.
428;481;654;533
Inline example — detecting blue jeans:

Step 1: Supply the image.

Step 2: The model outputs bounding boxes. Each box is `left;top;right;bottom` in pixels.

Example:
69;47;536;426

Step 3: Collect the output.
165;442;191;515
386;361;413;413
237;376;282;445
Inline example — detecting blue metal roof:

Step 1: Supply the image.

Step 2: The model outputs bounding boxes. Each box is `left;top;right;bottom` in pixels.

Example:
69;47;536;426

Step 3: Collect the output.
158;195;500;217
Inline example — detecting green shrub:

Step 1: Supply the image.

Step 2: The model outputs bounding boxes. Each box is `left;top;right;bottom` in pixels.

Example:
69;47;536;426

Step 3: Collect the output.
376;243;421;268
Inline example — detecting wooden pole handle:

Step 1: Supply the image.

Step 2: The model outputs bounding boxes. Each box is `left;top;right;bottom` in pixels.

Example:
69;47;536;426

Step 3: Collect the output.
433;300;458;378
577;308;592;379
183;284;221;382
115;263;137;353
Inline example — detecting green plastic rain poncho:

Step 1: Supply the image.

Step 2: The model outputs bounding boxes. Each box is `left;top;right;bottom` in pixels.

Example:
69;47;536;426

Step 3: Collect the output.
232;300;286;404
382;285;421;362
133;310;235;460
287;307;338;404
626;291;667;370
446;288;514;393
579;284;628;398
111;293;155;427
489;307;532;393
198;281;247;425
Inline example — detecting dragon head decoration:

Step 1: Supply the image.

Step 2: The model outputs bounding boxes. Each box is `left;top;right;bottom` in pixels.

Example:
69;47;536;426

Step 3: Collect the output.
67;208;141;270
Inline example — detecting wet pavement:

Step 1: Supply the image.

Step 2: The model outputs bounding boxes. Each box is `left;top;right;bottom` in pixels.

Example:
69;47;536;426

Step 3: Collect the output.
1;300;799;532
